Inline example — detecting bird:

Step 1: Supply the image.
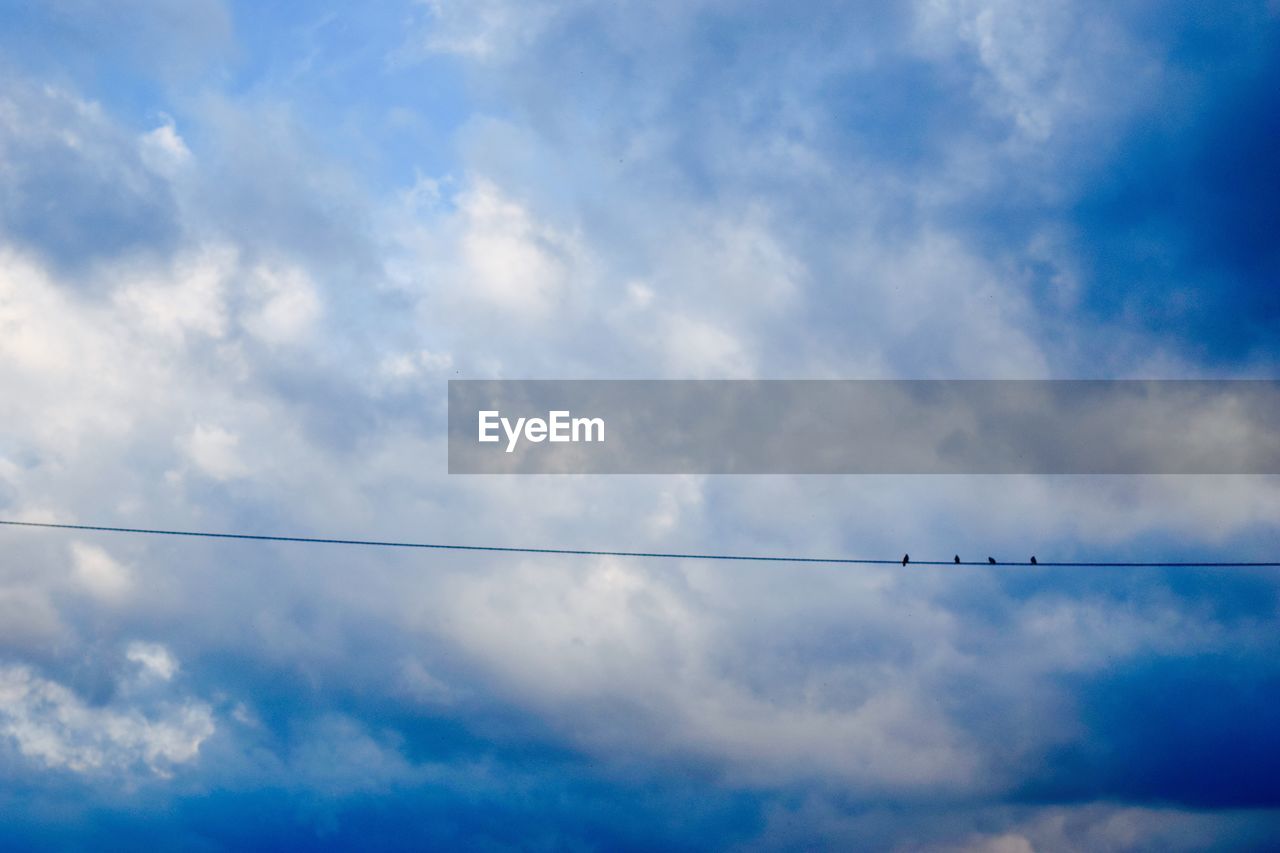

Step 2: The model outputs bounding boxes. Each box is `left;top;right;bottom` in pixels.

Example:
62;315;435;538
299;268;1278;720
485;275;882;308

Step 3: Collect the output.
953;555;961;564
902;553;910;566
1030;555;1038;565
988;557;997;564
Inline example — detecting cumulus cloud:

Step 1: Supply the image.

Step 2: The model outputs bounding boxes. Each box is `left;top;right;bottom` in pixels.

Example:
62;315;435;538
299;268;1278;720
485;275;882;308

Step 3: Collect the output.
111;248;233;342
126;642;179;682
69;542;133;601
138;119;193;178
455;179;579;316
241;263;322;345
391;175;588;333
182;425;248;482
0;661;213;776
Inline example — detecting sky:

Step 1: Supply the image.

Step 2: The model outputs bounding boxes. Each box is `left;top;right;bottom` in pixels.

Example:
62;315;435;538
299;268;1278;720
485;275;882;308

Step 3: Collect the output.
0;0;1278;849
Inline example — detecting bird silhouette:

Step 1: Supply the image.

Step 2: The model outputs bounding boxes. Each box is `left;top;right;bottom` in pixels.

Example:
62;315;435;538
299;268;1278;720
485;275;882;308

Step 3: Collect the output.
988;557;997;564
1030;556;1038;565
902;553;910;566
953;555;960;564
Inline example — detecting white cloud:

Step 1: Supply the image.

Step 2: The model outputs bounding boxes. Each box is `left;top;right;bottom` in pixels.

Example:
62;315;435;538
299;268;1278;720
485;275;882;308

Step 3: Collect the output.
658;313;754;378
882;803;1263;853
912;0;1159;143
126;641;180;681
429;558;982;790
642;476;704;537
69;541;133;601
242;263;322;345
832;229;1049;378
456;178;579;317
139;118;192;177
377;349;454;382
182;424;247;481
111;248;233;342
0;664;213;775
414;0;567;58
624;280;655;309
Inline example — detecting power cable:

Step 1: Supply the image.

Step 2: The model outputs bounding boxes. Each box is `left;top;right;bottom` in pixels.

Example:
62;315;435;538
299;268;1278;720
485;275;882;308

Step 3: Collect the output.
1;519;1276;567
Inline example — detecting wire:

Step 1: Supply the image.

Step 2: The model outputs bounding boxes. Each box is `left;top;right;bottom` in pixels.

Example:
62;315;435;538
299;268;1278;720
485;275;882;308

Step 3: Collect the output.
1;519;1276;567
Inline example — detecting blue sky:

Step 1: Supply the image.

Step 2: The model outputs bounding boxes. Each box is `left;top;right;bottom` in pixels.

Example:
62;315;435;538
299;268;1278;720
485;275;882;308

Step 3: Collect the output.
0;1;1279;849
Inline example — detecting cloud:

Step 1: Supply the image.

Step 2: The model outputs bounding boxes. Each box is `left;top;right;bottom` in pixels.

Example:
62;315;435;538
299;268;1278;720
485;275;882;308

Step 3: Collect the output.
0;1;1279;847
0;660;213;776
0;587;63;648
751;800;1280;852
126;643;179;682
111;248;232;342
241;263;322;346
182;425;248;482
911;0;1159;142
413;0;572;59
454;178;580;317
138;119;193;178
69;542;133;602
0;81;179;268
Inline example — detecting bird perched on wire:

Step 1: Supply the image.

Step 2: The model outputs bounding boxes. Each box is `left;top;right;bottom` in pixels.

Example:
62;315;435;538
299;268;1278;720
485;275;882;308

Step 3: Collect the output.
954;555;960;564
988;557;997;564
1030;556;1038;565
902;553;910;566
